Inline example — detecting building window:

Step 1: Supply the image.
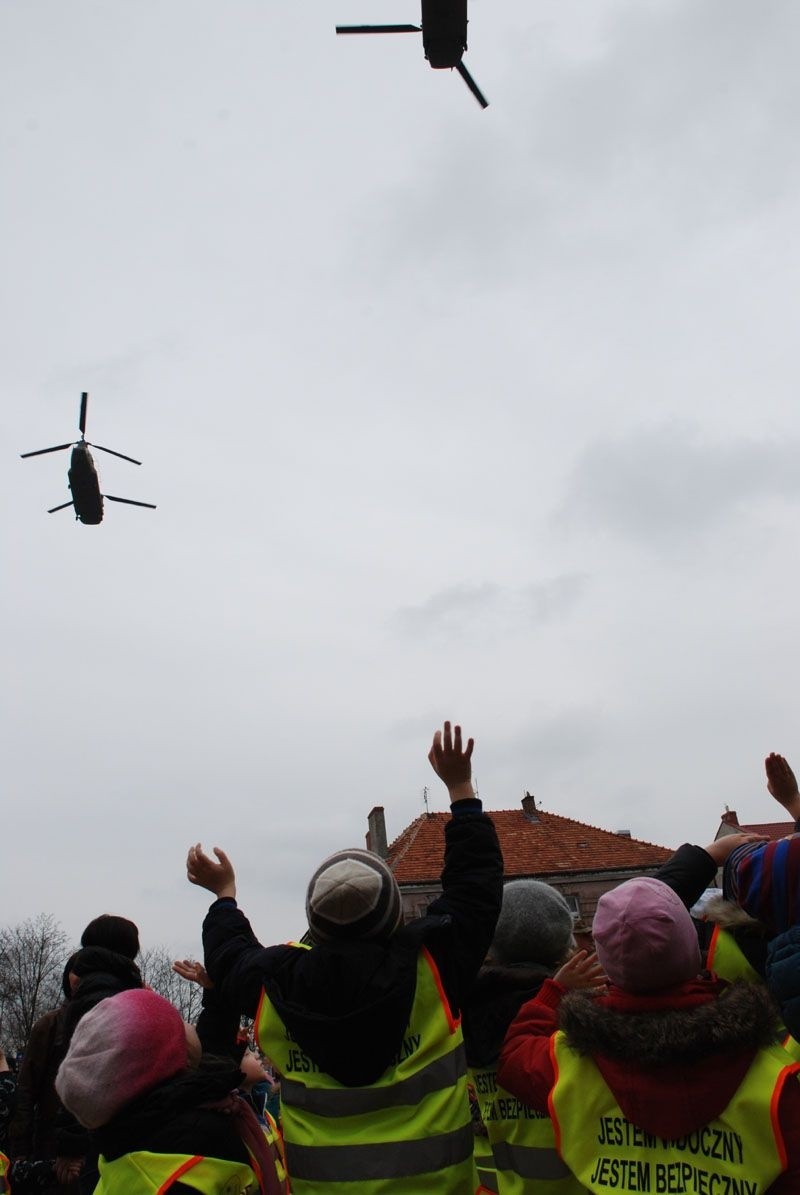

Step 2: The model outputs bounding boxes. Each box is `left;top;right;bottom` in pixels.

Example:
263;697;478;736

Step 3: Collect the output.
563;893;581;920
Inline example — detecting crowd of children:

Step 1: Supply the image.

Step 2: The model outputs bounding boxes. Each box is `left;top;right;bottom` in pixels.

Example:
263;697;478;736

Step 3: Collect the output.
3;726;800;1193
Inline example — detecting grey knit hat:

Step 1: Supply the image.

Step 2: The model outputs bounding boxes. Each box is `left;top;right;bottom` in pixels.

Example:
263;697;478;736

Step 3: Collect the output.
491;880;576;967
306;849;403;943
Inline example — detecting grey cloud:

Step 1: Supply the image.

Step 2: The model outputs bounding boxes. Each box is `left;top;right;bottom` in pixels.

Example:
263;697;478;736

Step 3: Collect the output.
392;583;502;639
392;575;588;640
560;423;800;544
480;707;606;796
523;573;587;623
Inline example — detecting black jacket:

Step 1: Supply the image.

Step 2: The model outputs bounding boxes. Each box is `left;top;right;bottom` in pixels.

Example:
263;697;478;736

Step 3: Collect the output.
202;802;503;1086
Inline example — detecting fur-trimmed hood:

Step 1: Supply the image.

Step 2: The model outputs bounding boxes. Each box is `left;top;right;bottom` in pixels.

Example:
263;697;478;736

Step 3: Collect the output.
556;980;785;1138
560;980;781;1066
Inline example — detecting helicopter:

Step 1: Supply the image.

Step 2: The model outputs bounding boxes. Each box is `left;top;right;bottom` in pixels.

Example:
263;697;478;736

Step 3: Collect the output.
21;392;156;525
336;0;488;109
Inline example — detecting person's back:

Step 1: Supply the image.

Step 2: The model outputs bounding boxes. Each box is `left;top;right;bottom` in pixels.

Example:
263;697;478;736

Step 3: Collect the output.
499;877;800;1195
187;722;504;1195
463;881;596;1195
55;989;286;1195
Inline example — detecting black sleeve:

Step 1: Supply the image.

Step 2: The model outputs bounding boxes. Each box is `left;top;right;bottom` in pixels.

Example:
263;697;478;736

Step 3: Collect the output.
422;804;504;1016
195;984;244;1061
653;843;717;909
202;900;294;1020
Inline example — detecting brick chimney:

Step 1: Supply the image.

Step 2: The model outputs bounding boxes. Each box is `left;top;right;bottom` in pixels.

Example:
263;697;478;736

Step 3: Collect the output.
521;791;540;823
366;806;388;859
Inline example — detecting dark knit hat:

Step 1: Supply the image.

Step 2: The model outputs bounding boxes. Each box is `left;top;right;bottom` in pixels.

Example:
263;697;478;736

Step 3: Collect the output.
593;877;702;994
724;836;800;934
306;849;402;943
492;880;576;968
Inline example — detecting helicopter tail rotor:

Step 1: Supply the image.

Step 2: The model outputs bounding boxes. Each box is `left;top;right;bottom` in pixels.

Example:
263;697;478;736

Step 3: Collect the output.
79;391;88;436
21;443;75;459
336;24;421;34
89;443;143;466
456;61;488;108
105;495;157;510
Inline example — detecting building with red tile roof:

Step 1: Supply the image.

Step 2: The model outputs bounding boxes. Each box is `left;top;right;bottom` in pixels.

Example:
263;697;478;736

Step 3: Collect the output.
716;808;793;842
366;793;673;935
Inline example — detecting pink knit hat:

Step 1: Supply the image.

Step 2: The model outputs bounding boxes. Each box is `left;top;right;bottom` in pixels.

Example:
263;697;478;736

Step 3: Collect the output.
593;877;702;993
55;989;188;1129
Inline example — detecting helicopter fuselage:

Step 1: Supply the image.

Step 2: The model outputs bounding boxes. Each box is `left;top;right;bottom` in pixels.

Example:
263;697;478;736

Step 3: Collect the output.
68;443;104;524
421;0;467;67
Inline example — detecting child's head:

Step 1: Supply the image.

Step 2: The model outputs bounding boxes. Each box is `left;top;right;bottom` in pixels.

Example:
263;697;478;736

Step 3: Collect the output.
56;989;189;1128
592;877;701;993
80;914;140;960
306;849;402;943
491;880;575;969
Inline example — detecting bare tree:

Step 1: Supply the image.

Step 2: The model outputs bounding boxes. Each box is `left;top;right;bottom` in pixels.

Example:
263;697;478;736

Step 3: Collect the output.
138;946;204;1024
0;915;70;1053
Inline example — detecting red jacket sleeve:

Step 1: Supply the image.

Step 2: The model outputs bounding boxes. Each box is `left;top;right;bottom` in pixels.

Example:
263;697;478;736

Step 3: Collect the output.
497;977;565;1112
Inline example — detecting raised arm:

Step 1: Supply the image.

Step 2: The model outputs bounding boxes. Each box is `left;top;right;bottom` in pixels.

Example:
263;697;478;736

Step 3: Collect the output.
423;722;503;1012
186;844;292;1021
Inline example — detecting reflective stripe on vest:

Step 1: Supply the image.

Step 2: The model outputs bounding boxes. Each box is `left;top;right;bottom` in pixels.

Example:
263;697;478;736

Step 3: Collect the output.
707;926;762;984
256;945;473;1194
470;1065;582;1195
549;1031;799;1194
94;1152;259;1195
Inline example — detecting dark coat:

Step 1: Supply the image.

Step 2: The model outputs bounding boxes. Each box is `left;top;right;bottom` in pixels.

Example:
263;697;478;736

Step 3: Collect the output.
202;803;503;1086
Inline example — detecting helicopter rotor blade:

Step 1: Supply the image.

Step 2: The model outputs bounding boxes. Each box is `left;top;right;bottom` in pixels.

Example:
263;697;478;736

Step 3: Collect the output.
456;60;489;109
88;443;142;466
336;24;421;33
104;495;157;509
47;500;75;514
20;443;74;459
79;391;88;435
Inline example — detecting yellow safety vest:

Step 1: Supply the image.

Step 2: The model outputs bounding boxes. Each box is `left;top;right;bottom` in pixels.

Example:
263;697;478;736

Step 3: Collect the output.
470;1065;583;1195
0;1151;9;1194
94;1152;259;1194
707;927;800;1059
467;1073;498;1194
256;945;474;1194
549;1031;800;1193
706;926;763;985
92;1120;288;1195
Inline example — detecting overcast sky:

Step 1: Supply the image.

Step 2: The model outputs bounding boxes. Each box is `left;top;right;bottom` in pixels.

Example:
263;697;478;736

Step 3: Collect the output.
4;0;800;960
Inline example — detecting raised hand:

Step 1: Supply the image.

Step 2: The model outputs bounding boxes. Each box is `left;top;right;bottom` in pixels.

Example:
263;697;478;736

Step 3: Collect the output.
428;721;475;803
553;949;607;991
186;843;237;900
172;958;214;989
766;753;800;820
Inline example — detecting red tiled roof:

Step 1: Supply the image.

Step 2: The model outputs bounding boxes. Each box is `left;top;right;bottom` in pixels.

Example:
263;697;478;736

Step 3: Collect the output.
717;811;794;841
387;809;672;884
738;821;794;840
